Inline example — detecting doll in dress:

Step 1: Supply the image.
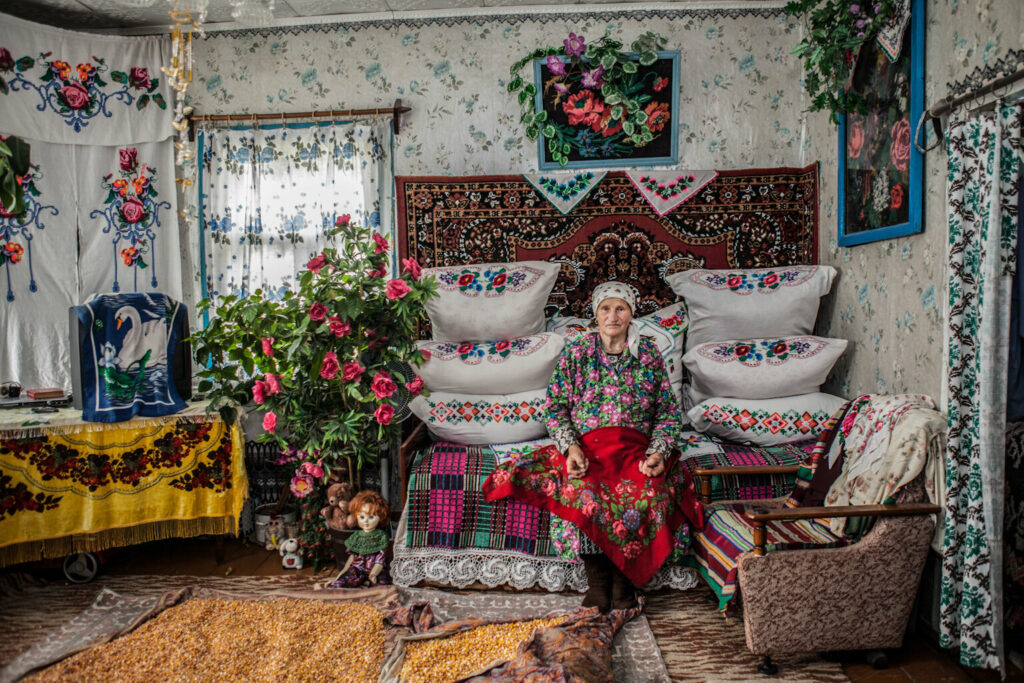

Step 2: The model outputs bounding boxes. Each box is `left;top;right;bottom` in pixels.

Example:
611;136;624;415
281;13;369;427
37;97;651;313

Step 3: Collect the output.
327;490;390;588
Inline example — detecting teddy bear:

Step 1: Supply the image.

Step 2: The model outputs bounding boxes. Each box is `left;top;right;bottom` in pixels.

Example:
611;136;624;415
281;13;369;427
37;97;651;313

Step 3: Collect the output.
264;518;283;551
320;482;353;532
279;538;303;570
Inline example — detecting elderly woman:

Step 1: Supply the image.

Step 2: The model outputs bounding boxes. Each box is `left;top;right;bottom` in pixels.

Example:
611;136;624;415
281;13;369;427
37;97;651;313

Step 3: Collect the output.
484;281;684;612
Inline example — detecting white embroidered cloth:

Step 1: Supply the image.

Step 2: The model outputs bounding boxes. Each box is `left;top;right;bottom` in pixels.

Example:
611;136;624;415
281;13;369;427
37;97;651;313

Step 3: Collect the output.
523;171;606;215
625;170;717;216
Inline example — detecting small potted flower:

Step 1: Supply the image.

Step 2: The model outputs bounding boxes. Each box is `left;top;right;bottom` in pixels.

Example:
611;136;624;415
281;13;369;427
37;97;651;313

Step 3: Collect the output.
191;215;436;567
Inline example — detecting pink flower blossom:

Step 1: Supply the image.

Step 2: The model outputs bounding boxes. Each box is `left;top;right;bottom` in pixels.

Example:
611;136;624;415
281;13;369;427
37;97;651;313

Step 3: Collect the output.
582;501;600;518
328;316;351;338
492;469;511;486
335;213;351;226
420;349;432;361
252;380;267;405
371;370;397;399
264;373;282;394
580;65;604;89
386;279;412;300
401;257;422;279
342;361;365;382
546;55;567;76
129;67;152;90
367;264;388;279
308;301;328;321
613;520;628;538
290;473;314;498
563;32;586;57
407;376;425;397
119;147;139;172
372;233;389;254
540;478;556;495
261;337;274;357
374;404;395;425
263;411;277;433
301;460;324;478
320;351;339;380
60;81;91;109
120;197;146;224
307;252;327;274
560;484;577;501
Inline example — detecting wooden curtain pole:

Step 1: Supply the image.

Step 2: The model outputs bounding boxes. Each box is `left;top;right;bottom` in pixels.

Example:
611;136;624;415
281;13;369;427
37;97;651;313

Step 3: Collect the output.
189;98;410;134
916;67;1024;152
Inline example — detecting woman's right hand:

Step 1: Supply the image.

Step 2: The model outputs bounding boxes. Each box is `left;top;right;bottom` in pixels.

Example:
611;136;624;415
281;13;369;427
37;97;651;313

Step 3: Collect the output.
565;444;588;479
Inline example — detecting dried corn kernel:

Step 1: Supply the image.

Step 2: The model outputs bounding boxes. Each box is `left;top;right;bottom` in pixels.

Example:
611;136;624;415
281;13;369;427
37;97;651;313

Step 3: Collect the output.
27;598;385;683
399;615;566;683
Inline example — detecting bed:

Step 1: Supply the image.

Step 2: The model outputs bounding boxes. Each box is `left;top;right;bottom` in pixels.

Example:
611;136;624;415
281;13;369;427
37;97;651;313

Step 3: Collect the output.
391;167;823;591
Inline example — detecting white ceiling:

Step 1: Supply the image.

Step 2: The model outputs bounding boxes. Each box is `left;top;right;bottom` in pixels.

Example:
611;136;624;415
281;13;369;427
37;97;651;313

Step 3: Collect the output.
0;0;753;32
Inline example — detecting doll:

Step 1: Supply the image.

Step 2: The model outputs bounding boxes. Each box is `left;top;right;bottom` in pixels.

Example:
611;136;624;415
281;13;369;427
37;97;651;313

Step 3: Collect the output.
327;490;390;588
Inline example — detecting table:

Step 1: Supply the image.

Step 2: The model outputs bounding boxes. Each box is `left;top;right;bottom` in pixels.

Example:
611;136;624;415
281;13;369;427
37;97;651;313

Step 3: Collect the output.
0;401;247;567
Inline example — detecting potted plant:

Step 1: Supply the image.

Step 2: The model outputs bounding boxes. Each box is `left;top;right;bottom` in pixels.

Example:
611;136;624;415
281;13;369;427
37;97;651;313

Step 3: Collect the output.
190;215;436;566
0;135;30;216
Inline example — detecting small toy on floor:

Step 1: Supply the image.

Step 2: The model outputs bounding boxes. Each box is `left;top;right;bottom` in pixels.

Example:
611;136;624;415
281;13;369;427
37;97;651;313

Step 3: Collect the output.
326;490;390;588
279;538;303;570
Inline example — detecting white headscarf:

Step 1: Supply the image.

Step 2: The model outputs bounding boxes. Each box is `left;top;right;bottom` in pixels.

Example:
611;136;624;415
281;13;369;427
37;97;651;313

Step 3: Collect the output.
591;281;641;358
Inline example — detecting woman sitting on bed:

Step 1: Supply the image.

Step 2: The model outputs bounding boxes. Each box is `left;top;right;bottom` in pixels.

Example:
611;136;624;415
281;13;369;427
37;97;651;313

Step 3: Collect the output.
484;281;685;612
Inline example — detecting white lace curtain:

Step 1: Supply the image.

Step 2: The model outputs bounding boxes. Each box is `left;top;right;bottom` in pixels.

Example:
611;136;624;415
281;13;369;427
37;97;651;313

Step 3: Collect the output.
198;120;393;304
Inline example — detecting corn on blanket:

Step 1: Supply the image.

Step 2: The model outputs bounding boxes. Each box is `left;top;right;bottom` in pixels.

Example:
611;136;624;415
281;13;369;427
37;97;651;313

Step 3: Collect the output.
0;413;246;566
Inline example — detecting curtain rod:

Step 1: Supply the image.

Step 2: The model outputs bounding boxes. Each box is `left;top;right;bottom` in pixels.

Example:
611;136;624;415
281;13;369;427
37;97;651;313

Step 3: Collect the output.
189;99;410;134
927;67;1024;119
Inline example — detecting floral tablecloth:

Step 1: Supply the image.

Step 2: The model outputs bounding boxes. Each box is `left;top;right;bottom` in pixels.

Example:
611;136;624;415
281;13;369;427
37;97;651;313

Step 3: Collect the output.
0;401;247;566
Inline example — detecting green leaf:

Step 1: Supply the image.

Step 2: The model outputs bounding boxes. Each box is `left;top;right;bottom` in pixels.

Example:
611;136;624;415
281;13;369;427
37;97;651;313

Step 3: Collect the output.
507;75;523;92
622;120;635;136
638;51;658;66
197;379;213;394
15;56;34;72
522;83;536;97
611;105;623;120
542;124;556;139
111;70;127;84
600;54;617;70
152;93;167;109
136;94;150;110
561;143;570;154
6;137;30;176
621;61;638;74
0;77;7;95
518;89;530;105
634;110;648;124
525;124;539;139
533;110;547;123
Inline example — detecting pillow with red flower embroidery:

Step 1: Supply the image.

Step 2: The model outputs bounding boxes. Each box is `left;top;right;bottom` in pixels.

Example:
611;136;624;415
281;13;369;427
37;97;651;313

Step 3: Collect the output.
409;389;549;444
683;335;847;404
687;392;847;446
424;261;560;342
416;333;565;394
666;265;837;351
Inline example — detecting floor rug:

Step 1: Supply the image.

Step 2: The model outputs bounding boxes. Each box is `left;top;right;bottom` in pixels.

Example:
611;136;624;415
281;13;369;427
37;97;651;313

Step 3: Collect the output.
645;587;850;682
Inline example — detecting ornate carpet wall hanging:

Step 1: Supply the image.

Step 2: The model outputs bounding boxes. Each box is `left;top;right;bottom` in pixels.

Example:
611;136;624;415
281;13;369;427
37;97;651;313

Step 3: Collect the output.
397;165;819;319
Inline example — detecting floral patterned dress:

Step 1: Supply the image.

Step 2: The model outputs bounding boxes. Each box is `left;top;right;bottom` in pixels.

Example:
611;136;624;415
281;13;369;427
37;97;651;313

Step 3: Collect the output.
484;332;687;586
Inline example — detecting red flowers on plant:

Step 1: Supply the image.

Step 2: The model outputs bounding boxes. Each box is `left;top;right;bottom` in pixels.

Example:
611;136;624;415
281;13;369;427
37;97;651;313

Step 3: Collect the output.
307;252;327;274
308;302;328;321
401;257;422;279
328;316;351;338
386;279;412;300
320;351;340;380
374;404;395;425
371;371;397;399
342;361;365;382
372;233;389;254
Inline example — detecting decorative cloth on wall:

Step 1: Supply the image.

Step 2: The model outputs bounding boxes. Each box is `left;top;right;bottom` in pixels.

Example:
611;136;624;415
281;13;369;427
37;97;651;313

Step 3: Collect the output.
876;0;911;63
0;14;171;144
72;293;188;423
198;121;393;303
942;101;1022;672
522;171;606;215
625;170;718;216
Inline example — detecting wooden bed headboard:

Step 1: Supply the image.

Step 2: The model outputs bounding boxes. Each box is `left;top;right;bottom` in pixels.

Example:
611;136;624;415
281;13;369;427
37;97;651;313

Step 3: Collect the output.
396;165;818;319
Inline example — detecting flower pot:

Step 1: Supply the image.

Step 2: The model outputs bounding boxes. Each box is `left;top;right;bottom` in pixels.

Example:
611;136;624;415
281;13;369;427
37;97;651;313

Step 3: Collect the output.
254;504;296;545
328;527;356;569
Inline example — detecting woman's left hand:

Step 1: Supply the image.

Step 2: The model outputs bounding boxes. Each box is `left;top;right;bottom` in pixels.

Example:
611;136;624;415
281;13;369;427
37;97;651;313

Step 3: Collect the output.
639;452;665;478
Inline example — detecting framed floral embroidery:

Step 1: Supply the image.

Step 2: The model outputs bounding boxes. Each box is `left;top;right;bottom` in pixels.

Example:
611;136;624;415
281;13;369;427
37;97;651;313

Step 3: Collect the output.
533;51;680;170
837;0;924;246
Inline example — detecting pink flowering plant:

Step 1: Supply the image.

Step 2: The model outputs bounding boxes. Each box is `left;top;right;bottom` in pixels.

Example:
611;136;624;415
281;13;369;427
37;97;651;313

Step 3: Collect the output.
190;216;436;560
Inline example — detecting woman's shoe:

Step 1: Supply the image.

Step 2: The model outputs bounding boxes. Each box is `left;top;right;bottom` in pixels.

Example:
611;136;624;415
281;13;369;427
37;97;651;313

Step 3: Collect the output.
610;563;640;611
581;555;612;613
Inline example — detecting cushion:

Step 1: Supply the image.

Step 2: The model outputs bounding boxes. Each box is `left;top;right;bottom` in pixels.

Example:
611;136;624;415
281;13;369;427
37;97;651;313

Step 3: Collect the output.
409;389;549;445
665;265;837;350
416;333;565;394
687;392;847;446
683;335;848;404
545;302;689;389
424;261;560;342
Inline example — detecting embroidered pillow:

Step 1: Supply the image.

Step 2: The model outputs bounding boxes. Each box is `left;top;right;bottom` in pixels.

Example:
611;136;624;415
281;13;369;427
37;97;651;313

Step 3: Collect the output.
545;302;689;389
687;392;847;446
683;335;848;404
410;389;549;444
424;261;560;342
665;265;837;350
416;333;565;395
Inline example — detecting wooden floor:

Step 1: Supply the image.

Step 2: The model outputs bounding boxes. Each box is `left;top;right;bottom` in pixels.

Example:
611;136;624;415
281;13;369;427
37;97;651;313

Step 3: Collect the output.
28;536;1024;682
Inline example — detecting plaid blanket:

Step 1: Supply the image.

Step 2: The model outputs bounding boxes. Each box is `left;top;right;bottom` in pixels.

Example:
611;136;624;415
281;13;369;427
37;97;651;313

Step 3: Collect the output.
673;438;817;502
404;442;554;555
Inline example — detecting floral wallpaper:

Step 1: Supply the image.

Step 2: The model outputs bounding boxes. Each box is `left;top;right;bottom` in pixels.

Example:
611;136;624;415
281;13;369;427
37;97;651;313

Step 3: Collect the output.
185;1;1022;402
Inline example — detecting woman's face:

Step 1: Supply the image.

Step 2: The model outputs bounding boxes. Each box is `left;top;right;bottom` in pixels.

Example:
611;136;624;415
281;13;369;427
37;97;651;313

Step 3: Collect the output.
356;505;381;532
596;297;633;340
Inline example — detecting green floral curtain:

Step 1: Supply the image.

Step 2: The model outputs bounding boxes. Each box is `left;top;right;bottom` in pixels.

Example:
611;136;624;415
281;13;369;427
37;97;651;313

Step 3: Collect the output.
942;101;1023;671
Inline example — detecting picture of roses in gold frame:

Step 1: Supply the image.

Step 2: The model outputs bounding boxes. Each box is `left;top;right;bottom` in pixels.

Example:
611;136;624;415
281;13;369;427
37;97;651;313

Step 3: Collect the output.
837;0;923;246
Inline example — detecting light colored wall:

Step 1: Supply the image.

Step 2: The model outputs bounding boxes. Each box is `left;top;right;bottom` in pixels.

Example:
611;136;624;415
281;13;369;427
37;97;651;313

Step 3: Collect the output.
816;0;1023;401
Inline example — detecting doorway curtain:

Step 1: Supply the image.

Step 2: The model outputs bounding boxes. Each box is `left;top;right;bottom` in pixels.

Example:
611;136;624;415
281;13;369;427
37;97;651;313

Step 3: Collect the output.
942;100;1023;671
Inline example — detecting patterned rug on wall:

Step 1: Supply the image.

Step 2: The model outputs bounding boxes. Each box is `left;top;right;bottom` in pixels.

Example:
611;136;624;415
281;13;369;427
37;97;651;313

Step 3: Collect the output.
396;165;820;319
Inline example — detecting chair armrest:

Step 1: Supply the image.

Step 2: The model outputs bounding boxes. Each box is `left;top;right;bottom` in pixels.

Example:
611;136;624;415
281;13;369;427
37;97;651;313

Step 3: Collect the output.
691;465;801;505
399;418;429;511
743;502;941;556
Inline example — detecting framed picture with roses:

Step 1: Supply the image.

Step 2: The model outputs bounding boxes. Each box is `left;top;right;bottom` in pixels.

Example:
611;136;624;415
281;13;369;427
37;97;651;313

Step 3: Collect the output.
837;0;924;246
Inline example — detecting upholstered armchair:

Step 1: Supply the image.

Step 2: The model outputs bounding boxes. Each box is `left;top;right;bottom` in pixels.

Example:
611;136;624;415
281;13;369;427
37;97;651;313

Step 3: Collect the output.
690;396;944;675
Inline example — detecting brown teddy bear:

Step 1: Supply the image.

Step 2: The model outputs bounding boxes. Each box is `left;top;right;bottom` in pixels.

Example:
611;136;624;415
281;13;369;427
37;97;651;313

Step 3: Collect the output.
320;482;353;531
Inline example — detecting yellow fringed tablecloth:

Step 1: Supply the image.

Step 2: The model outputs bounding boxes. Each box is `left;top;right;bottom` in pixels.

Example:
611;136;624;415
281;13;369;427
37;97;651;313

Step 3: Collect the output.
0;401;247;567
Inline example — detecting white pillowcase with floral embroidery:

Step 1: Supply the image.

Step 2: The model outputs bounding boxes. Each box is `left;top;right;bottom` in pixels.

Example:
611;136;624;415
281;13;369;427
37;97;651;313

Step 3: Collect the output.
424;261;560;342
410;389;549;445
686;392;847;446
416;333;565;395
545;302;689;390
683;335;847;404
666;265;837;351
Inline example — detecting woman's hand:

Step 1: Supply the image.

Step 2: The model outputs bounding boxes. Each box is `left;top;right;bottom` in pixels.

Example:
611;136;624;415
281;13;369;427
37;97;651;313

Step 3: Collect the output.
565;444;588;478
639;452;665;478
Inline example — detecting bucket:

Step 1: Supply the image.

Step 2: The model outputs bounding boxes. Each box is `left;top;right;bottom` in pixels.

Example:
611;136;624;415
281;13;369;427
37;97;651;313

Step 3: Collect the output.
254;504;297;544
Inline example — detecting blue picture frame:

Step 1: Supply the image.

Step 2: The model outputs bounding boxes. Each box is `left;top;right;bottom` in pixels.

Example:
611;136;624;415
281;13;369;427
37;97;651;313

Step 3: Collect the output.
533;50;680;170
837;0;924;247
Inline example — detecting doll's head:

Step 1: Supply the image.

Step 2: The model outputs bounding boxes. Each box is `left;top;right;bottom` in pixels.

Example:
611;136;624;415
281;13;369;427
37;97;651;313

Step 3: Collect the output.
346;490;389;532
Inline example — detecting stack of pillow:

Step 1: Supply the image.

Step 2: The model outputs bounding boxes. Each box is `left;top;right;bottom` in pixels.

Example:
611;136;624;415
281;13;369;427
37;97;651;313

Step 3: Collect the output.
410;261;563;444
665;265;847;446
